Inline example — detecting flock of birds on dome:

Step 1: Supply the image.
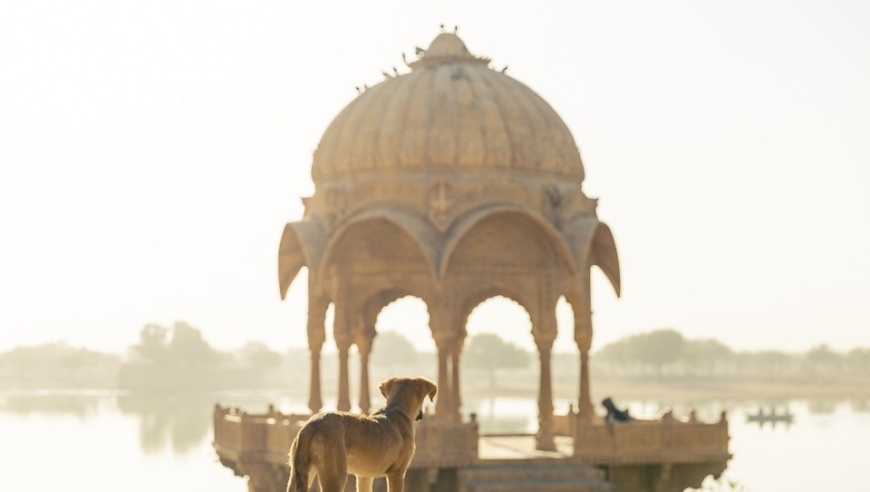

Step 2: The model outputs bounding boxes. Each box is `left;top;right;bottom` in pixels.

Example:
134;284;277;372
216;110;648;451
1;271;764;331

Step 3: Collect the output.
354;24;508;95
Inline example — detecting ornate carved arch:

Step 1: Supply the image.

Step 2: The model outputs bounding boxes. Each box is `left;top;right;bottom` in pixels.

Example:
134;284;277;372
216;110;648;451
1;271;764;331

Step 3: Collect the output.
562;217;621;297
439;205;577;277
317;207;442;289
278;219;328;300
459;286;535;333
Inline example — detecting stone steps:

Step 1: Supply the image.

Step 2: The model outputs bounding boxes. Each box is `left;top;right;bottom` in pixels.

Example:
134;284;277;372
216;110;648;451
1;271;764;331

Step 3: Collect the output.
458;460;612;492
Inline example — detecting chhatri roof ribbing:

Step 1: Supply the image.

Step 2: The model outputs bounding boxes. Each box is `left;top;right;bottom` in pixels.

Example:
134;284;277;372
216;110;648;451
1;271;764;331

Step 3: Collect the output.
311;33;586;185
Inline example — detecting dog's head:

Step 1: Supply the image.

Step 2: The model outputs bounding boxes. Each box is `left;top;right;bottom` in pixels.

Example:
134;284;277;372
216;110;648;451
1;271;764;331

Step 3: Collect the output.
378;376;437;421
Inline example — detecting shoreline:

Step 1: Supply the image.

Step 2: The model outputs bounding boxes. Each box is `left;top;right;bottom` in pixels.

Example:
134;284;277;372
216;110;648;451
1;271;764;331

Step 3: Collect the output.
586;378;870;400
3;377;868;401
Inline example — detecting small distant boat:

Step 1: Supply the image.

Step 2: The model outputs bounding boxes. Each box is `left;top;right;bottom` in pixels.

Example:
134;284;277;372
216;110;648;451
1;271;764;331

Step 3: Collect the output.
746;407;794;425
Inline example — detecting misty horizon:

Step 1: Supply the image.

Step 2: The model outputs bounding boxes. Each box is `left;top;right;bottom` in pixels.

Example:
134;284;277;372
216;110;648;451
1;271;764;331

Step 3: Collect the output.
2;1;868;359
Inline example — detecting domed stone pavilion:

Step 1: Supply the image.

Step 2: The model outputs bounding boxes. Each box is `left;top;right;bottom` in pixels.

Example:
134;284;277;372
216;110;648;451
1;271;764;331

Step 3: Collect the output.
214;32;730;492
278;32;620;450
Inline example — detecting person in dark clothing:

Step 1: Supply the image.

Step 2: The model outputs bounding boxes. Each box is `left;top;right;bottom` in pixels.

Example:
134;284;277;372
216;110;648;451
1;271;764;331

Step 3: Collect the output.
602;397;631;423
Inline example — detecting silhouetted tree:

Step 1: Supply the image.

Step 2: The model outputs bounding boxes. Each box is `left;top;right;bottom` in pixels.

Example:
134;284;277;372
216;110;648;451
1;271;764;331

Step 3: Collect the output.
632;329;685;373
371;331;419;371
805;343;842;376
595;338;633;366
463;333;531;387
682;338;734;375
596;328;685;375
749;350;795;377
168;321;223;369
847;348;870;375
128;322;224;369
132;324;170;364
238;341;282;370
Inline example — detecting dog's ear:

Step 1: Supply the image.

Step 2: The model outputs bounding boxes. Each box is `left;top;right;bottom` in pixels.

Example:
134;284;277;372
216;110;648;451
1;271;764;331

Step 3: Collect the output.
379;378;397;399
426;380;437;402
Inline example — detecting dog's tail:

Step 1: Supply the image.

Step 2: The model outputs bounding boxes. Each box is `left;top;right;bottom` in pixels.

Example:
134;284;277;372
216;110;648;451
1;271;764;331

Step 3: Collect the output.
287;426;313;492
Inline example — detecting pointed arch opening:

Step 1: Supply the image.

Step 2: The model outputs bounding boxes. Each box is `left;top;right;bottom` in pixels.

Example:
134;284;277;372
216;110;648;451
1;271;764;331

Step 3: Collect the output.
374;295;435;353
464;295;534;352
370;295;436;387
462;294;536;433
555;296;576;353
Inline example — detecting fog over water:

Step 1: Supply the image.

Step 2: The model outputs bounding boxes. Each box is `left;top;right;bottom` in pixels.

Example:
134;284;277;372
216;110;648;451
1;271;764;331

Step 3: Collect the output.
1;0;869;355
2;391;867;492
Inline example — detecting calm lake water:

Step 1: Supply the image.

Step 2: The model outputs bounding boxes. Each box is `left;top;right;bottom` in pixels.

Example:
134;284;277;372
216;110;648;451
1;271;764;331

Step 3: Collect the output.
1;389;867;491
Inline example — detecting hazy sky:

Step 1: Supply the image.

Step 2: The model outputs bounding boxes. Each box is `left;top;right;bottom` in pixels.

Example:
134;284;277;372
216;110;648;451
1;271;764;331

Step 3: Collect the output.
2;0;868;355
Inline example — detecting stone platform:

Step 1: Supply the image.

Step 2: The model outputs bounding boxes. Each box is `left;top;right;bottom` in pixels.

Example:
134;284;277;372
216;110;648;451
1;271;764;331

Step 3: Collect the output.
214;406;729;492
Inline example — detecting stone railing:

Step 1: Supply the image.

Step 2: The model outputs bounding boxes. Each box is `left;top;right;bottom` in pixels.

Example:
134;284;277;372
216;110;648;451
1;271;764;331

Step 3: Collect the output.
213;404;309;484
213;405;479;478
573;410;730;464
410;415;479;468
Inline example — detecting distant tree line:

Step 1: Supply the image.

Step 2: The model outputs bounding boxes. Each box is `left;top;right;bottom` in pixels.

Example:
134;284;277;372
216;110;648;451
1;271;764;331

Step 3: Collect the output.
3;324;868;390
0;343;121;388
119;321;288;390
0;321;289;390
593;328;870;380
125;321;284;371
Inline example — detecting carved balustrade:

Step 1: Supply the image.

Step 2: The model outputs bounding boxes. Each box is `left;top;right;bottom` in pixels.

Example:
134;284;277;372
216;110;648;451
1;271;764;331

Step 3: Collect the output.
573;410;730;464
213;405;479;474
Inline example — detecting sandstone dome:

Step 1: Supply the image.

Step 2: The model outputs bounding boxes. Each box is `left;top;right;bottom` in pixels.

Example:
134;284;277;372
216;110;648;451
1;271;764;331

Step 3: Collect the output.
311;33;586;185
276;33;622;441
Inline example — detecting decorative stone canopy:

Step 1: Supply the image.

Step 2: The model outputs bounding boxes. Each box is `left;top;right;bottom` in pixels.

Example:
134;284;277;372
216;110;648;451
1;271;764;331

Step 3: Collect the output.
311;32;586;185
278;32;620;451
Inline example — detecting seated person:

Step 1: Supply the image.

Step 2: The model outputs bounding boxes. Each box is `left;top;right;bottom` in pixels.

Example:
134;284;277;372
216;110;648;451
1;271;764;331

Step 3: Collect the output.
602;397;631;423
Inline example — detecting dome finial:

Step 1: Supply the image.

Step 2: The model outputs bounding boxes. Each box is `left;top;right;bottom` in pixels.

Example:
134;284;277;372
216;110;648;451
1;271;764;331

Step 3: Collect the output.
407;31;490;70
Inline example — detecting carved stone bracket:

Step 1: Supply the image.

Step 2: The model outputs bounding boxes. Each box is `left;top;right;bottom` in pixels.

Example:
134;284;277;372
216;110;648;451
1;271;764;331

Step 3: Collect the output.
427;180;455;232
323;185;347;227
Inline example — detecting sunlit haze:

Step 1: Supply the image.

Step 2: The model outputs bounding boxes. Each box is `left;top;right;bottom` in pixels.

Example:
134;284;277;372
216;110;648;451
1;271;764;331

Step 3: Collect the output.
2;0;868;355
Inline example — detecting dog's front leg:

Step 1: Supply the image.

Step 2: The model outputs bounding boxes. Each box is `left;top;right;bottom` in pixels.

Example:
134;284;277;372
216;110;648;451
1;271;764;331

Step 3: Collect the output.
385;472;405;492
355;475;373;492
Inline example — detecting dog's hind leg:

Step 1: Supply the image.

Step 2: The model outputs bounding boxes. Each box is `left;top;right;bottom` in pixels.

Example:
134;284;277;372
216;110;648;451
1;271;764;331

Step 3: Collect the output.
315;456;348;492
355;475;373;492
316;472;347;492
385;472;404;492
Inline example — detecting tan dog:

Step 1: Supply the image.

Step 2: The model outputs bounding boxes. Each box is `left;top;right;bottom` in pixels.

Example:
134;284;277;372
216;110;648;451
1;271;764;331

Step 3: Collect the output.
287;376;437;492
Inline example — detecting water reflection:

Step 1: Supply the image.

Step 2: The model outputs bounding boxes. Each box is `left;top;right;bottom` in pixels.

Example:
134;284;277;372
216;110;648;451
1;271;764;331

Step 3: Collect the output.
744;405;794;428
117;393;214;454
464;396;537;433
2;391;868;492
807;398;838;414
0;391;102;418
850;398;870;413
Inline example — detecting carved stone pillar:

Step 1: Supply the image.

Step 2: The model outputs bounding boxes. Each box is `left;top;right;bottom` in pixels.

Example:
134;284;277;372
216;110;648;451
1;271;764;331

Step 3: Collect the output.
336;337;352;412
449;335;465;421
434;336;453;417
307;338;324;414
331;280;353;412
430;300;457;418
306;293;328;414
575;274;595;419
535;334;557;451
576;324;594;419
356;330;375;414
333;297;353;412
